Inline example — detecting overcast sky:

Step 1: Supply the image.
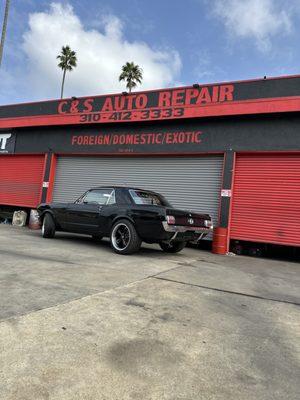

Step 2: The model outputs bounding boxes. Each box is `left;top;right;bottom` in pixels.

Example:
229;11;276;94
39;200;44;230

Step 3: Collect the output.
1;0;300;104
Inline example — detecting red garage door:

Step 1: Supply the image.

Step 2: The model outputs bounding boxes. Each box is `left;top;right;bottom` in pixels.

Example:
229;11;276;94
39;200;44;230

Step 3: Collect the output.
0;155;45;208
230;153;300;247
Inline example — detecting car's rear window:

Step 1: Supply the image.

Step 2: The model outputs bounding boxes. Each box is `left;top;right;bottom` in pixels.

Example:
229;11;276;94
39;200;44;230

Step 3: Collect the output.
129;190;168;206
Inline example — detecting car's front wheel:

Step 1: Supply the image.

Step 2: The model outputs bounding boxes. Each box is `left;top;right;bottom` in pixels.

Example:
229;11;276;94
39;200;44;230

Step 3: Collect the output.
110;219;141;255
42;213;56;238
159;241;186;253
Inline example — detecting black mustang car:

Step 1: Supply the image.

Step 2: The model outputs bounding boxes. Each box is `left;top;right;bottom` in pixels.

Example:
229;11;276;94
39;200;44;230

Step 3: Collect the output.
37;186;213;255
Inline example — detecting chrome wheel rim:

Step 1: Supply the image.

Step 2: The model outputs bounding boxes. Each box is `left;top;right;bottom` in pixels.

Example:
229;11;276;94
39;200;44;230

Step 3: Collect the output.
112;223;131;251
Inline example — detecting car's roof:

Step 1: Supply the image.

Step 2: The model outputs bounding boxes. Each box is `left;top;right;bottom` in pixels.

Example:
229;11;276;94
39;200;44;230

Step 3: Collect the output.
91;186;160;194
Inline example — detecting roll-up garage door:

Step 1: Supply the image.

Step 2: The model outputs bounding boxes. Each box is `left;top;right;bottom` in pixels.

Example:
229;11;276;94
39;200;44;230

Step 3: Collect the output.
230;154;300;246
0;155;45;208
52;156;223;231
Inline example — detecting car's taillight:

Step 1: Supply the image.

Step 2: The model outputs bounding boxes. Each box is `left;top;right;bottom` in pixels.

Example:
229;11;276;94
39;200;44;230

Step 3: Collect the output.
166;215;176;225
204;219;213;228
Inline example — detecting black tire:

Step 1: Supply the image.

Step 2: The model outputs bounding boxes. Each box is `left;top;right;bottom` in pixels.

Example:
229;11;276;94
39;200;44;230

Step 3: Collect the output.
42;213;56;238
92;234;103;241
232;244;243;255
249;247;263;257
159;241;186;253
110;219;141;255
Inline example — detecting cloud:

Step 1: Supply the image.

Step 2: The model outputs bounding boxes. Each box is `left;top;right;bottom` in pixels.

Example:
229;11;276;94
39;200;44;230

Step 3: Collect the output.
191;50;225;83
9;2;181;101
212;0;292;52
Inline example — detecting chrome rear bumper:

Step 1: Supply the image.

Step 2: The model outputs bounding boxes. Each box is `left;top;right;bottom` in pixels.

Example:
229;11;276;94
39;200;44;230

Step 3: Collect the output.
162;221;213;233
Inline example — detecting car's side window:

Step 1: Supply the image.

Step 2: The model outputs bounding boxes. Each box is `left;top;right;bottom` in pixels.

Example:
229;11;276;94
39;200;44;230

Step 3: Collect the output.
83;189;116;205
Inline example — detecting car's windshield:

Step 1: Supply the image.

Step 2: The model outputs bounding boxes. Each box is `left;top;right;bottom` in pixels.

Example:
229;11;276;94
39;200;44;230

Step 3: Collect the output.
129;189;170;206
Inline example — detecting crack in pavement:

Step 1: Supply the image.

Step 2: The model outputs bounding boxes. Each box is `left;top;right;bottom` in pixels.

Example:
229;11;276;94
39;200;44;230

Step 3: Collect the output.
1;254;298;327
152;276;300;307
0;261;183;324
0;249;78;265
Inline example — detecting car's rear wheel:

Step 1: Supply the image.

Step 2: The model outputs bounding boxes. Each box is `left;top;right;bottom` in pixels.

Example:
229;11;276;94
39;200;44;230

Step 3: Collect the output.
42;213;56;238
159;241;186;253
110;219;141;254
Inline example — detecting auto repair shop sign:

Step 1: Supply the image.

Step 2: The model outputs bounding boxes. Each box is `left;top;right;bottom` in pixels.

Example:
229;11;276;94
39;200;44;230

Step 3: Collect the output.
0;132;15;154
2;76;300;129
58;84;234;124
0;83;235;129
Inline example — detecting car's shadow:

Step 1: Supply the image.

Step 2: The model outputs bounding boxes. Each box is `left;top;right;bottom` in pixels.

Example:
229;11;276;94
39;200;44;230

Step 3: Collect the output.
53;232;174;258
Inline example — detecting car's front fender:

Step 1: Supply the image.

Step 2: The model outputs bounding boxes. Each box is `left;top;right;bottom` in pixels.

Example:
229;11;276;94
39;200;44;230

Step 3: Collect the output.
38;207;61;229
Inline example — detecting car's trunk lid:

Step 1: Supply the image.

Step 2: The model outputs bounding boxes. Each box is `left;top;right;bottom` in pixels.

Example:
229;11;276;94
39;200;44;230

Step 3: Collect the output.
165;208;211;227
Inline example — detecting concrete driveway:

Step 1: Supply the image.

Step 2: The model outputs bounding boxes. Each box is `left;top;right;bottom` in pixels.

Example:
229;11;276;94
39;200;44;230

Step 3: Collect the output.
0;225;299;400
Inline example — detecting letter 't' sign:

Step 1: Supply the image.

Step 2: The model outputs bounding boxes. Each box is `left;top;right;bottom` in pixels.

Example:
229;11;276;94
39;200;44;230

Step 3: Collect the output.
0;133;15;153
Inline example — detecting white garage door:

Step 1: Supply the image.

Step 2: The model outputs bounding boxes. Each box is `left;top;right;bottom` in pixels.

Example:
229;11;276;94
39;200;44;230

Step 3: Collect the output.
52;156;223;232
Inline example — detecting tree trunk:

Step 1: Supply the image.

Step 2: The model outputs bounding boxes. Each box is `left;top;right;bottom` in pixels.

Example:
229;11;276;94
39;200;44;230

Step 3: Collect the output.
60;69;67;99
0;0;11;68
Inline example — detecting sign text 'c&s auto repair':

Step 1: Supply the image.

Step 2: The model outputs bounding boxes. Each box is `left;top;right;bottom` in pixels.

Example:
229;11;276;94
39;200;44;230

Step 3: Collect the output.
58;84;234;124
2;76;300;129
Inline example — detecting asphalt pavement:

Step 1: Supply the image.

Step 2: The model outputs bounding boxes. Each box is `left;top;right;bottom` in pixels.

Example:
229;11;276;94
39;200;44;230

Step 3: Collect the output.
0;225;299;400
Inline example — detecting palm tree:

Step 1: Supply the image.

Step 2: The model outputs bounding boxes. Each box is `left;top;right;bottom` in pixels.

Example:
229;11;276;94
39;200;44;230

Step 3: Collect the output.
119;62;143;93
57;45;77;99
0;0;10;68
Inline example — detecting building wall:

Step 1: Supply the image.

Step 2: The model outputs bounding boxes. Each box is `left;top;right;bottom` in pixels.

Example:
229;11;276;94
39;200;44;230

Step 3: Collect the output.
12;114;300;155
1;111;300;252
